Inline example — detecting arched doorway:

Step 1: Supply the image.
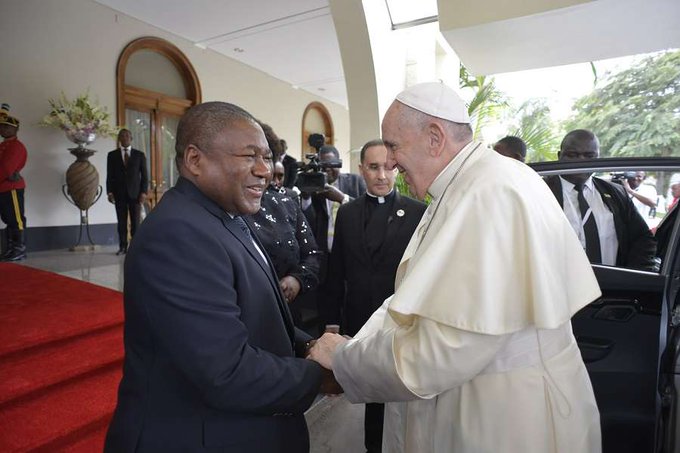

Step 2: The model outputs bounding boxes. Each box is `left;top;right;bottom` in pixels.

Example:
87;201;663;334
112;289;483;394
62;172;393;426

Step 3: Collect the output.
301;102;334;159
116;37;201;207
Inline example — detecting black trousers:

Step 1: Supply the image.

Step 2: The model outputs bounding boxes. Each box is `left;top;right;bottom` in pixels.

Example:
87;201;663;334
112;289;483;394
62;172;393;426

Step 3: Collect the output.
115;196;140;248
365;402;384;453
0;189;25;230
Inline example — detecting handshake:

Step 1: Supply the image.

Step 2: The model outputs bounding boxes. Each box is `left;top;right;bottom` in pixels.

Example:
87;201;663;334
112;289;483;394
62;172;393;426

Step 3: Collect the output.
304;326;351;395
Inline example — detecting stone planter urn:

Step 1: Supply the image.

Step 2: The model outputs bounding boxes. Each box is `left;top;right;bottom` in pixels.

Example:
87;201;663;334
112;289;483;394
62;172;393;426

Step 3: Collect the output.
64;130;101;211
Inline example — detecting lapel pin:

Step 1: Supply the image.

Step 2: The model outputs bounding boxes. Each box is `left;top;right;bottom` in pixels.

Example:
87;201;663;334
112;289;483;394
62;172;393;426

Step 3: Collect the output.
396;209;405;217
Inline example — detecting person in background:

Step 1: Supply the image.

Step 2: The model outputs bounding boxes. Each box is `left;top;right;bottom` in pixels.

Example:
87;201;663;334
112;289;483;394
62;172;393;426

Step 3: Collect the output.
654;174;680;260
669;174;680;211
544;129;657;271
623;171;657;219
247;121;321;327
272;160;286;190
301;145;366;255
106;128;148;255
272;159;300;201
105;102;326;453
308;82;602;453
0;111;28;261
493;135;527;162
300;144;366;333
323;138;426;452
280;138;299;189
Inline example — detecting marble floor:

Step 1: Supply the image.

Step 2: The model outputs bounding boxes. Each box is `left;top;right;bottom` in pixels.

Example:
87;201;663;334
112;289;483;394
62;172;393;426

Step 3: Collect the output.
17;247;366;452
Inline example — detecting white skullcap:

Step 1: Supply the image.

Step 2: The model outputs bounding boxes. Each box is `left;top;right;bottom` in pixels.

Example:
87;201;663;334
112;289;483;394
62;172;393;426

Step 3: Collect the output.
395;81;470;124
670;173;680;186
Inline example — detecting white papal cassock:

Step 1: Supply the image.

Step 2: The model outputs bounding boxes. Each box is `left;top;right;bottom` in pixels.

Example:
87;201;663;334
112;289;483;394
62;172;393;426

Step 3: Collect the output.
333;142;602;453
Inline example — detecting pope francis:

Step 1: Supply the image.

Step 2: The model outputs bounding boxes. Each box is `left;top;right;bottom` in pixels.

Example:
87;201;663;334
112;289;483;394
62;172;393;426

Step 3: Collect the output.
308;82;602;452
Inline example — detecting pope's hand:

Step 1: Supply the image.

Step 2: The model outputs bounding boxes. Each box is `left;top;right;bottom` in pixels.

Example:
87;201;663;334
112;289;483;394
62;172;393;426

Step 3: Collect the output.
307;333;348;369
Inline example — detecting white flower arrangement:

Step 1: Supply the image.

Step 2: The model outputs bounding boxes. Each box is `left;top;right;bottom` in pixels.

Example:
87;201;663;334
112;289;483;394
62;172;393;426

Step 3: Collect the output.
40;91;118;140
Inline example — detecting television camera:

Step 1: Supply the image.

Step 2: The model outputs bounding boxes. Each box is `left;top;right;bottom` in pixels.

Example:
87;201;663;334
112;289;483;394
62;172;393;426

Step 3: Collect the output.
295;133;342;193
610;171;637;184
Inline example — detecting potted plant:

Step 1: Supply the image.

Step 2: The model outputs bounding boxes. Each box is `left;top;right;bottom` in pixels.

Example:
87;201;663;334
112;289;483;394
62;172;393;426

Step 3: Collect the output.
40;91;118;147
41;92;118;213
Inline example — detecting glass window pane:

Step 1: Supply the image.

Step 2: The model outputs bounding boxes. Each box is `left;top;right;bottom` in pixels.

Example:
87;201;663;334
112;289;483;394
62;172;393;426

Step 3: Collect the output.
161;115;180;188
125;49;186;98
385;0;438;25
534;166;680;274
125;109;152;183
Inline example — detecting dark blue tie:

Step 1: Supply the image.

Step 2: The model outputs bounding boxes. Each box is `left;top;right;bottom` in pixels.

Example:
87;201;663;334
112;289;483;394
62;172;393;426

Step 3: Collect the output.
574;183;602;263
233;215;296;345
233;216;253;241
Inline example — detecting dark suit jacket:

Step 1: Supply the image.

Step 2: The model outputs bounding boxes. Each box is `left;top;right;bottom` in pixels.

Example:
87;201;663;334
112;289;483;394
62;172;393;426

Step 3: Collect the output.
104;177;322;453
106;148;148;201
545;175;657;271
323;192;426;335
282;154;298;189
302;172;367;256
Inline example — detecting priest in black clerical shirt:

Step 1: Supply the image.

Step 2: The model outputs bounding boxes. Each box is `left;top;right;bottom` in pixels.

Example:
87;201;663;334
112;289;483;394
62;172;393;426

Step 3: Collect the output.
322;139;426;453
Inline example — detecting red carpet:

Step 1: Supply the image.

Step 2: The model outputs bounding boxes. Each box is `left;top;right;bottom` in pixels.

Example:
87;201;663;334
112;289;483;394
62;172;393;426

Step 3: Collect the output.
0;263;124;452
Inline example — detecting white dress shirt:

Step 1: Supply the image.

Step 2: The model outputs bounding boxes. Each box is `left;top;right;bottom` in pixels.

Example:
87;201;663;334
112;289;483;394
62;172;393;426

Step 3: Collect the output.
560;176;618;265
120;146;131;162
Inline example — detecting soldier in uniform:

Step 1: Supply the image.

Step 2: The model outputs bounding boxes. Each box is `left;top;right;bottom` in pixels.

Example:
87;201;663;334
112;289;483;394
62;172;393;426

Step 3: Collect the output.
0;110;28;261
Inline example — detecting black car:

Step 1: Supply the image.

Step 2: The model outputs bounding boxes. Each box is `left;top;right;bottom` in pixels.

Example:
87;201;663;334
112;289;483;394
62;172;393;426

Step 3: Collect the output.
530;157;680;453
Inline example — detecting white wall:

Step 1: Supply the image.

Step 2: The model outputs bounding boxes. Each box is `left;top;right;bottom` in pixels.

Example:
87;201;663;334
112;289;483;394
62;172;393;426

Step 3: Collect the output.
2;0;349;228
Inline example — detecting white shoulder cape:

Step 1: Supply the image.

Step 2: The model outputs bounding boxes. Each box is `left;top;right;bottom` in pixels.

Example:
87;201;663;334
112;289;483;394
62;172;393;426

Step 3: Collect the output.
387;143;601;335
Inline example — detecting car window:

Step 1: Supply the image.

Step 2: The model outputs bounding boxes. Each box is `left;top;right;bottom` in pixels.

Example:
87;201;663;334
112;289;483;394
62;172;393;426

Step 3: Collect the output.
538;168;680;274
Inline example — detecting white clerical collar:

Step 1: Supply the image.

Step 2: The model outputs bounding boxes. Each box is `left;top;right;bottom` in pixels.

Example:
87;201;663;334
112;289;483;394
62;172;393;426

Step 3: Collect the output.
366;189;393;204
428;140;482;200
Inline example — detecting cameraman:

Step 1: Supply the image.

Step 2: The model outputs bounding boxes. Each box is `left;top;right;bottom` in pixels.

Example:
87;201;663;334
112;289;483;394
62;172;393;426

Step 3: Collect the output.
300;145;366;334
623;171;657;219
300;145;366;254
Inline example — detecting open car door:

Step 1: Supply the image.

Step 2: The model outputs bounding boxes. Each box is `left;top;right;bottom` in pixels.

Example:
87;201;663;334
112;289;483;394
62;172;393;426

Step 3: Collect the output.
531;158;680;453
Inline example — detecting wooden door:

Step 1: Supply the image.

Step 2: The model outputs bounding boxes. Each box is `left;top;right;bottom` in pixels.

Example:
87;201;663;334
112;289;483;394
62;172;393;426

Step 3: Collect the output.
124;87;190;208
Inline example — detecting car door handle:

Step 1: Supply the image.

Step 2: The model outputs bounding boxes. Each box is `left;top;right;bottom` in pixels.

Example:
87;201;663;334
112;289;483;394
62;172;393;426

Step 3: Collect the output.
592;304;638;322
576;336;614;363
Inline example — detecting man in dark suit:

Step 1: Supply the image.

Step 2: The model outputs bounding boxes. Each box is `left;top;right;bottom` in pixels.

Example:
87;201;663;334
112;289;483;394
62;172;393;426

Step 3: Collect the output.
106;128;148;255
300;145;366;332
280;138;299;189
105;102;326;452
323;139;426;452
545;129;657;271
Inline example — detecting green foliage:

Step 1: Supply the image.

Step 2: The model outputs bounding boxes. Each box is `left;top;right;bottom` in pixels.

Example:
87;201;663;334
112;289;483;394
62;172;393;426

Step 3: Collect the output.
394;172;411;197
459;65;508;140
395;173;431;204
564;50;680;157
510;99;561;162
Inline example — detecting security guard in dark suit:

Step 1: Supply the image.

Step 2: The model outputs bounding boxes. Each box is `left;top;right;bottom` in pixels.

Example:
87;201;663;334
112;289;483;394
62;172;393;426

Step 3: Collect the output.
106;128;148;255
